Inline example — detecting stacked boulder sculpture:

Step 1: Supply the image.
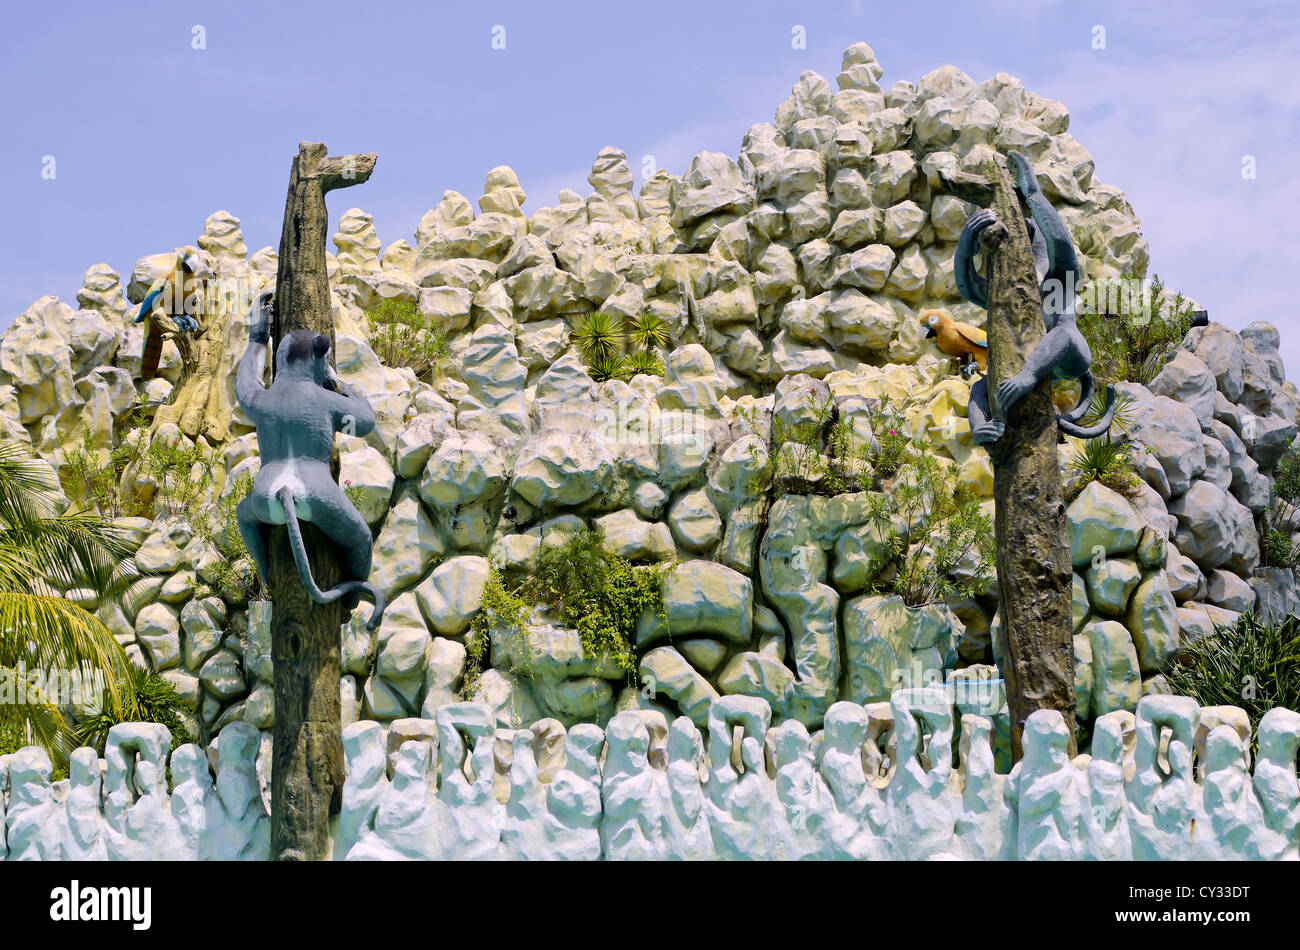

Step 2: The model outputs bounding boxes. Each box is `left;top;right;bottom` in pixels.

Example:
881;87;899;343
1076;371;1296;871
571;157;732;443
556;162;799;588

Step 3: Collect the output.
0;41;1298;857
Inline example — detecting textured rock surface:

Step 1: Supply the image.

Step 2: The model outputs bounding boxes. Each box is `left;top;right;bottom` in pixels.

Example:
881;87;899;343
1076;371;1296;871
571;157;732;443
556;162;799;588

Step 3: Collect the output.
3;40;1296;772
6;696;1298;861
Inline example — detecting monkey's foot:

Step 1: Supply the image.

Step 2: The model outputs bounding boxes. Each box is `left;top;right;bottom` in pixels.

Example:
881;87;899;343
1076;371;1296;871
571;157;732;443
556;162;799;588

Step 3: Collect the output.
996;373;1035;413
971;419;1005;445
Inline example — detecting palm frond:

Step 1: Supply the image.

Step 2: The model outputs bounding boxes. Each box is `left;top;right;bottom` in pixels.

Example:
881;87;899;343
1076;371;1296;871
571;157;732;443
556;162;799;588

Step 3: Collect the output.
0;592;127;710
0;666;75;770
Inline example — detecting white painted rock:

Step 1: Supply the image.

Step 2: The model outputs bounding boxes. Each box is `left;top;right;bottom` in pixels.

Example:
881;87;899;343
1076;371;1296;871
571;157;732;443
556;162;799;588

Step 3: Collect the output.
415;555;490;636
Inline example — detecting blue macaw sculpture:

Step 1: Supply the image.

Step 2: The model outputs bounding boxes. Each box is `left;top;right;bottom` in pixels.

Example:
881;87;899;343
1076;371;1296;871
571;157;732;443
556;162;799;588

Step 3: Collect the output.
134;251;203;379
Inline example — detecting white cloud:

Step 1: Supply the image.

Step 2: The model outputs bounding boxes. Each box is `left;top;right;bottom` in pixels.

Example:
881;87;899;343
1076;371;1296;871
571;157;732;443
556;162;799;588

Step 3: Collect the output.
1039;9;1300;381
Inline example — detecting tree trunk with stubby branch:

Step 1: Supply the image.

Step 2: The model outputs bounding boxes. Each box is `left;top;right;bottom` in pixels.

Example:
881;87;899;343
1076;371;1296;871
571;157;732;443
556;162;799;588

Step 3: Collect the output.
268;141;376;861
940;153;1076;760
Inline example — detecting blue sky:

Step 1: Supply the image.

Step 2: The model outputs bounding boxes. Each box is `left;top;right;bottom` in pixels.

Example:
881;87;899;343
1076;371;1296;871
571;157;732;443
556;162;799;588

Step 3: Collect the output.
3;1;1299;376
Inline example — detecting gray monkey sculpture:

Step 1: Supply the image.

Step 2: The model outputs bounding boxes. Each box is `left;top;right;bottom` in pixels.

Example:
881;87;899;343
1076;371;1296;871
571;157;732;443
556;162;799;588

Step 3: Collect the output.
954;150;1117;445
235;289;387;630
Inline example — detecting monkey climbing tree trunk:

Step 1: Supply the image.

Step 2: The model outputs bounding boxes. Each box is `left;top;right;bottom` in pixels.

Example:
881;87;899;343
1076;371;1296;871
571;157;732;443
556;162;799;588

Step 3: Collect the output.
943;153;1076;760
269;141;376;861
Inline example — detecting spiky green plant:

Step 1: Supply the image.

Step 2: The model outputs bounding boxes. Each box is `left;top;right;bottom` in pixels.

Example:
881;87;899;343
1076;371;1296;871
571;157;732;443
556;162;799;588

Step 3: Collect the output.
1065;436;1142;500
620;350;664;379
587;352;626;383
1261;445;1300;567
0;440;133;767
572;312;624;362
1164;613;1300;755
625;313;671;351
1262;529;1295;568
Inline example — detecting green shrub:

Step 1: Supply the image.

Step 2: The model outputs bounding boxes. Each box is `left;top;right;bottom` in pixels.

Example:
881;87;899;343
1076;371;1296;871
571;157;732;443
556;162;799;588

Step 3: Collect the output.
63;396;218;520
1164;612;1300;754
740;392;911;497
63;396;149;518
74;665;193;755
1260;446;1300;567
365;297;450;380
620;350;665;380
1274;446;1300;502
464;569;530;700
573;311;668;382
863;452;996;607
193;473;259;600
1077;273;1196;386
1065;436;1142;500
861;396;911;484
741;392;847;496
522;529;667;676
587;352;625;383
466;529;668;696
1262;529;1295;568
625;313;670;351
138;434;215;520
737;392;994;607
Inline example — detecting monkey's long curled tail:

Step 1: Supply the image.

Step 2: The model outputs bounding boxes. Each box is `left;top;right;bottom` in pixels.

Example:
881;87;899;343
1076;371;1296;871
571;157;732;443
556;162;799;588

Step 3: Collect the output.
277;487;387;631
1057;376;1118;439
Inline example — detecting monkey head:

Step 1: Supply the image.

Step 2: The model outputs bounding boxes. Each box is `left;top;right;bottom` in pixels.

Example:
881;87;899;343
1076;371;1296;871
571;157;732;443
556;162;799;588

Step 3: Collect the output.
276;329;333;387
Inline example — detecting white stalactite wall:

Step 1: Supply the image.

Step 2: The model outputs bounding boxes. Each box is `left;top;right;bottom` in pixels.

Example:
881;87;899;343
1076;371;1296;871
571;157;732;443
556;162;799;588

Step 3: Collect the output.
2;693;1297;861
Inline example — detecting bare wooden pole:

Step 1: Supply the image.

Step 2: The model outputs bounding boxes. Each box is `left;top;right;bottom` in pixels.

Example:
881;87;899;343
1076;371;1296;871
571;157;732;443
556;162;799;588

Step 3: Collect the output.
269;141;376;860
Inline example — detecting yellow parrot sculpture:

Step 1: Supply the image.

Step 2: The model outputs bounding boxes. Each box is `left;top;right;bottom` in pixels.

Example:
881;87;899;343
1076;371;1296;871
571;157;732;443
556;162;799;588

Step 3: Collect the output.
921;309;988;374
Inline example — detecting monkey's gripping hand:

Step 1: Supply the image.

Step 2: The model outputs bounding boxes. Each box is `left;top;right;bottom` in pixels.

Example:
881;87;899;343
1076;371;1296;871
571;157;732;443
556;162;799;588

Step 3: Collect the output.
326;365;377;438
249;289;273;344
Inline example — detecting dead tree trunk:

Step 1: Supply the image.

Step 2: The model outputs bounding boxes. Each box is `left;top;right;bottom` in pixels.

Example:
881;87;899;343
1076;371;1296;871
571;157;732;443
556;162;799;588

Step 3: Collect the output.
943;153;1076;760
269;141;376;861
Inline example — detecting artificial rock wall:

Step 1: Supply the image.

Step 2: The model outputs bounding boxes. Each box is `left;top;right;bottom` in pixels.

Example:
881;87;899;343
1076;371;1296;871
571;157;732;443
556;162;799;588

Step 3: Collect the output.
2;41;1300;755
2;694;1298;861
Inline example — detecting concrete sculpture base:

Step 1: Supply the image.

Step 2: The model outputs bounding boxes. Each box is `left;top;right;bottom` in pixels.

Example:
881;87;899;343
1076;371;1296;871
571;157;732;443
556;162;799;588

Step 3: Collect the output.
2;693;1296;861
